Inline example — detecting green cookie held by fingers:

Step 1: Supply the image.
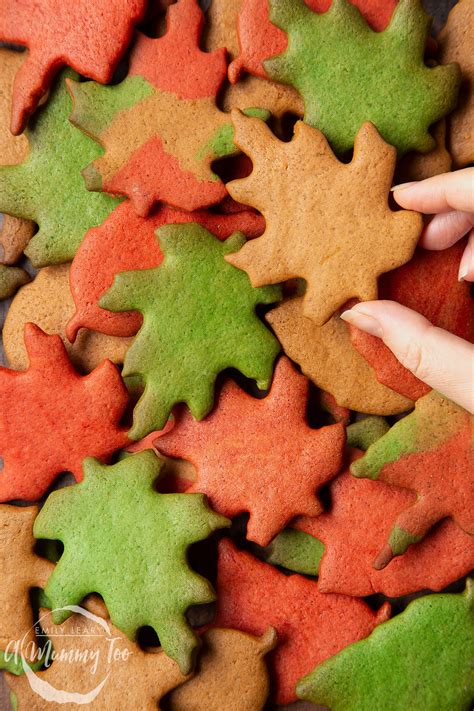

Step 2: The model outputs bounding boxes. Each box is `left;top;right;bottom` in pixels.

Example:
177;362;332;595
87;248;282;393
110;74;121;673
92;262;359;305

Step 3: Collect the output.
297;582;474;711
265;0;460;156
100;224;282;439
0;69;121;267
34;451;230;675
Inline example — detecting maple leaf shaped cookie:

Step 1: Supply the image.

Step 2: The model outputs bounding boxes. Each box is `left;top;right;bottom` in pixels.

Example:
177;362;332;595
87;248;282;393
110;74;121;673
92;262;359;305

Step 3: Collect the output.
226;114;422;325
0;70;120;268
0;264;29;301
264;0;460;156
349;242;474;400
156;357;345;546
67;201;264;341
6;608;188;709
67;0;268;217
100;224;281;439
297;584;474;711
270;450;474;598
34;450;230;675
0;0;146;135
212;540;390;704
0;324;129;502
351;391;474;569
1;506;54;671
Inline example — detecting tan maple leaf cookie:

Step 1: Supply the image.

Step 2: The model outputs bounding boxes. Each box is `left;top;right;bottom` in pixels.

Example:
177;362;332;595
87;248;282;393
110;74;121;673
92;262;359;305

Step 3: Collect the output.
226;112;422;325
266;298;413;416
438;0;474;168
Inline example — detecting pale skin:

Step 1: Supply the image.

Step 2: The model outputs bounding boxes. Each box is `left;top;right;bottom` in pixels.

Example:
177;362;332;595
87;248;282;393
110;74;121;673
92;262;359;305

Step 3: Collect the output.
341;169;474;414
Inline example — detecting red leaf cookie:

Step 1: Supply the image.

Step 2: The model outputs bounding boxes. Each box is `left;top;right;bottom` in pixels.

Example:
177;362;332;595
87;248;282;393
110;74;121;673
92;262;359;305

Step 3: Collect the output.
212;539;390;704
349;242;474;400
351;391;474;569
228;0;398;83
0;0;146;135
67;201;264;341
293;449;474;597
0;324;129;501
156;357;345;546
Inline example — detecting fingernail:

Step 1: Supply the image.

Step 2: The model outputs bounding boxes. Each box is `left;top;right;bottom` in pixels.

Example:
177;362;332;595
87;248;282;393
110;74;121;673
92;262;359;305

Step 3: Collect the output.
458;241;472;281
390;181;417;192
340;309;384;338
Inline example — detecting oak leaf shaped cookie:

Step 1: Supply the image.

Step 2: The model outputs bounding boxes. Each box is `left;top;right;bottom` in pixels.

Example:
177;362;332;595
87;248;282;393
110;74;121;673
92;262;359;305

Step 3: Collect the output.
168;627;276;711
0;264;29;301
67;201;264;340
212;539;390;704
264;0;460;156
266;297;413;415
100;224;281;439
0;0;146;135
0;70;120;267
156;357;345;546
226;114;422;325
67;0;267;216
297;584;474;711
349;242;474;400
6;608;188;709
1;506;54;671
351;391;474;569
34;450;230;674
270;450;474;597
228;0;398;83
0;324;129;501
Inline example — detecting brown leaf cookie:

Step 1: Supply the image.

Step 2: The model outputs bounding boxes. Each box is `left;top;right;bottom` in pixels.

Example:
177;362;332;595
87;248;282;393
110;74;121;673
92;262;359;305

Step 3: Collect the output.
0;50;35;265
266;298;413;415
168;628;276;711
396;120;452;184
0;264;30;301
438;0;474;168
2;264;132;372
226;113;422;325
6;608;187;709
1;506;54;660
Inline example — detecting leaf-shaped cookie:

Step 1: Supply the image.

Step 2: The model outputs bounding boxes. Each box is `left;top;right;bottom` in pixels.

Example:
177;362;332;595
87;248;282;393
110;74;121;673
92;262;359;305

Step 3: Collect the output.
0;70;120;268
168;628;276;711
34;450;229;675
297;583;474;711
1;506;53;671
0;49;35;265
226;114;422;325
0;324;129;501
101;224;281;439
349;242;474;400
6;608;187;709
266;298;413;415
228;0;398;83
156;357;345;546
264;0;460;155
0;265;29;301
67;0;268;216
212;539;390;704
351;391;474;569
0;0;146;135
67;201;264;340
270;450;474;597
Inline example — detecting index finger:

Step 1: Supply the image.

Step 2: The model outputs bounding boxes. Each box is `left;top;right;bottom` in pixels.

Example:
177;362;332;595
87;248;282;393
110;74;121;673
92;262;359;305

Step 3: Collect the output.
393;169;474;214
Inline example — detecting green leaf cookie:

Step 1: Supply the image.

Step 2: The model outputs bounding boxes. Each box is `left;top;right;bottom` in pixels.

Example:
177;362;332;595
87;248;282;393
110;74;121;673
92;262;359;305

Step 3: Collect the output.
100;224;282;439
265;0;460;155
297;582;474;711
0;70;120;267
34;450;229;674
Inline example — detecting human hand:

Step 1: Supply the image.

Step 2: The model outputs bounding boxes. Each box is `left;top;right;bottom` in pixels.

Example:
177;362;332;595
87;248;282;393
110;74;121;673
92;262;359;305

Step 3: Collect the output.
341;169;474;413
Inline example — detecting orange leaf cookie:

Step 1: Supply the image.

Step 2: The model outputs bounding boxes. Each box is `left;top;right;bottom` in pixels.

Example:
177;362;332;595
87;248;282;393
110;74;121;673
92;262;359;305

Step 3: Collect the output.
226;114;421;325
0;324;129;501
156;357;345;546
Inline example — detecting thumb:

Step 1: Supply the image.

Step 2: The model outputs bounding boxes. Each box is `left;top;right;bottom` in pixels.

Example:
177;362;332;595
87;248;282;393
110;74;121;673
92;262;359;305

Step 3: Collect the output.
341;301;474;413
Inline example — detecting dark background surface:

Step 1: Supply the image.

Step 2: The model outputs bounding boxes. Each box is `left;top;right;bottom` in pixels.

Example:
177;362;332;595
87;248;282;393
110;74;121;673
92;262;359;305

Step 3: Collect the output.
0;1;463;709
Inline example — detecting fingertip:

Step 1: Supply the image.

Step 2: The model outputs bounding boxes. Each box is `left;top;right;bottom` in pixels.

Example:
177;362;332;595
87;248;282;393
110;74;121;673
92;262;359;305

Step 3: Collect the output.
458;231;474;282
